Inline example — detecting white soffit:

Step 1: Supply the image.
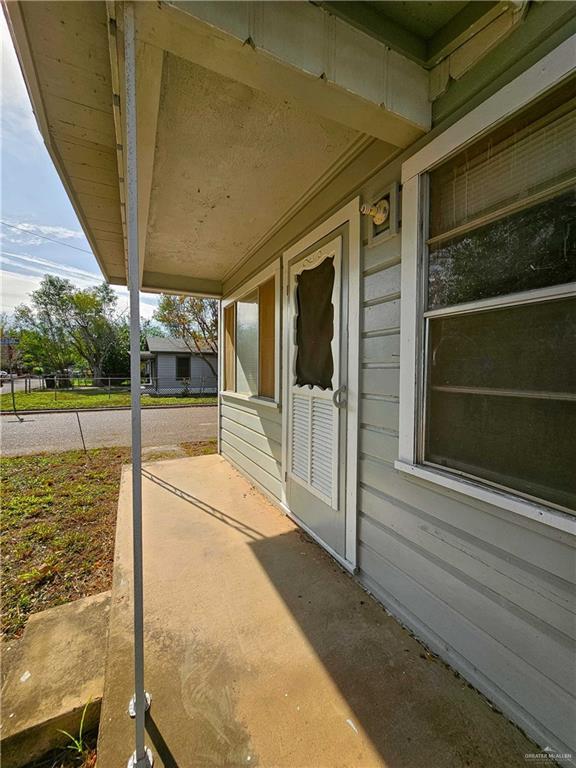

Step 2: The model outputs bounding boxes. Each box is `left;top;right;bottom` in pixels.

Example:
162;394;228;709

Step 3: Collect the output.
144;54;374;282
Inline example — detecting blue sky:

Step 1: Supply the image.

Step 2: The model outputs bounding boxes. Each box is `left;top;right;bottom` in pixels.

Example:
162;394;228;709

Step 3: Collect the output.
0;14;159;319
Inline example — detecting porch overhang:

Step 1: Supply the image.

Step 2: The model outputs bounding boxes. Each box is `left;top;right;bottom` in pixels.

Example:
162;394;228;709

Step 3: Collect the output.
4;1;522;296
4;0;430;296
3;1;126;285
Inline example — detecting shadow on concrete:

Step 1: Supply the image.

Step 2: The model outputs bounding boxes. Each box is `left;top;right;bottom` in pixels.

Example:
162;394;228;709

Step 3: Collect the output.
142;469;265;541
244;527;534;768
247;529;424;767
147;712;179;768
135;466;534;768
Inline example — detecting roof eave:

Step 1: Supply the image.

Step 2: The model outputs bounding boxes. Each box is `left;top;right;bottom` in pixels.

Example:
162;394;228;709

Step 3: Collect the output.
2;1;126;285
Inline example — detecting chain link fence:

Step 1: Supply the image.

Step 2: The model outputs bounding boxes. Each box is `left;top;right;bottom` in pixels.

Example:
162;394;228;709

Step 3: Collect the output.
1;374;218;417
141;376;218;396
13;375;217;396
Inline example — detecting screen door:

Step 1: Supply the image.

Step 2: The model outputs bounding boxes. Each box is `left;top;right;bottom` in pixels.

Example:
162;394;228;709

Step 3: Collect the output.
286;235;348;556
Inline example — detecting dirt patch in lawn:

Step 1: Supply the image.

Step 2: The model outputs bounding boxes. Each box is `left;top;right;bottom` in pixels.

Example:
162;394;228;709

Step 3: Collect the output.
1;440;217;640
181;439;218;457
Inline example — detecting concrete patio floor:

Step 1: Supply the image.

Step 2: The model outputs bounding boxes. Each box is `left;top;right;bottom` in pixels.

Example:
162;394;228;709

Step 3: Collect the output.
98;454;537;767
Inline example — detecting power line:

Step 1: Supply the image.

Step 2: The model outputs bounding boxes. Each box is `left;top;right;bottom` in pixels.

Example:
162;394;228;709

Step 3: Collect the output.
0;221;93;254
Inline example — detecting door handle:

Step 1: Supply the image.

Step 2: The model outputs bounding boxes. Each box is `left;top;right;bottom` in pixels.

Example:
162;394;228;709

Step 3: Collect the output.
332;384;347;408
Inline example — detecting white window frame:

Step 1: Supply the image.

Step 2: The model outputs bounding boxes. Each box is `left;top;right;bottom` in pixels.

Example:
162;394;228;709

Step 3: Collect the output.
220;258;281;409
396;36;576;536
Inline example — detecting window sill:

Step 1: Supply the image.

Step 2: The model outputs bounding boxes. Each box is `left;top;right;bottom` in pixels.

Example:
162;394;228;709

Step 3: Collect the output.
220;391;280;411
394;461;576;536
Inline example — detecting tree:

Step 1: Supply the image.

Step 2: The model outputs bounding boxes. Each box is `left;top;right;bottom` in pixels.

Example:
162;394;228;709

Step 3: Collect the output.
14;276;122;384
140;318;165;350
13;303;75;374
64;282;120;385
154;295;218;376
101;319;130;378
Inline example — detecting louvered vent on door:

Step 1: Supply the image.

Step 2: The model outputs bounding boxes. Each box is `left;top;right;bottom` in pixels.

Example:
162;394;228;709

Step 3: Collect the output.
310;399;333;499
291;394;309;482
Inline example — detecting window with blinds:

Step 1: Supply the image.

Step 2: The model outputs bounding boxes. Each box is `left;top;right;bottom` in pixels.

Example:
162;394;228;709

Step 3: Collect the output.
423;82;576;513
429;86;576;240
223;274;277;400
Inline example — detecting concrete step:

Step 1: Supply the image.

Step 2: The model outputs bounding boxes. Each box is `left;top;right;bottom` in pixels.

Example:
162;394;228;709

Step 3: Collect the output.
0;591;111;768
1;638;23;689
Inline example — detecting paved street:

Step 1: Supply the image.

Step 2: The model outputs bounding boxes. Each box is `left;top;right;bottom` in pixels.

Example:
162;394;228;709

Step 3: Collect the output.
0;406;217;456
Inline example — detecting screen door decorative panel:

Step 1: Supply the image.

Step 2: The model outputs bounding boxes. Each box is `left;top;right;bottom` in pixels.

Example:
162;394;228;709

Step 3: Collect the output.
288;237;342;506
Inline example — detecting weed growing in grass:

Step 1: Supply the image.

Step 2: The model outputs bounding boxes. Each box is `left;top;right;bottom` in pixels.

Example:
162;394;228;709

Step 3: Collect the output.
58;701;92;760
28;522;58;541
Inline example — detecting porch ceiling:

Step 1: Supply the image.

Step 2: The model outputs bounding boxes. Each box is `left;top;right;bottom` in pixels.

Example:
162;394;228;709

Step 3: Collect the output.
5;0;514;295
144;53;368;287
369;1;470;39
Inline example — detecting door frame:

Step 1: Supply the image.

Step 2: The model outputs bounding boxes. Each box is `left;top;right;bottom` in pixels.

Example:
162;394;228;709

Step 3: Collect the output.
281;197;361;571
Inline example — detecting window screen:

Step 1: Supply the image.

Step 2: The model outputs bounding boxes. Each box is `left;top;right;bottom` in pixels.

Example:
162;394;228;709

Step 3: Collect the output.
424;85;576;513
428;189;576;310
236;292;259;396
426;298;576;510
295;257;335;390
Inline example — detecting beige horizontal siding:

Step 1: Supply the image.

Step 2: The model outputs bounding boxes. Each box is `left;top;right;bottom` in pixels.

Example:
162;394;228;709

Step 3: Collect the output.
361;331;400;364
359;455;575;583
361;368;400;398
362;297;400;334
220;397;283;503
359;542;576;750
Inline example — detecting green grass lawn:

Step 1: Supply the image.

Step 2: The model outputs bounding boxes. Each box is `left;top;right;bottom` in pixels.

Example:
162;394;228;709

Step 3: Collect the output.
1;447;129;639
0;389;217;411
1;440;217;640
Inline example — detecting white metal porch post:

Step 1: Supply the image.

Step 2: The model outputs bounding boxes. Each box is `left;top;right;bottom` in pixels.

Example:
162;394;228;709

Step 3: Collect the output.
124;5;153;767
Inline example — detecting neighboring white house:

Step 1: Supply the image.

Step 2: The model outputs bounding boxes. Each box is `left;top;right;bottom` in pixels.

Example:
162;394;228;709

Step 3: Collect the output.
6;0;575;759
141;336;217;395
